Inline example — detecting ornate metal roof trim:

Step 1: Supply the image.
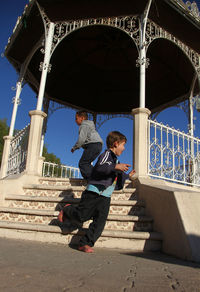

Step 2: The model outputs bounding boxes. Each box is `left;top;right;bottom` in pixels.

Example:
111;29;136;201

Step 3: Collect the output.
169;0;200;25
4;0;35;54
145;19;200;78
50;16;140;56
37;8;200;78
185;1;200;21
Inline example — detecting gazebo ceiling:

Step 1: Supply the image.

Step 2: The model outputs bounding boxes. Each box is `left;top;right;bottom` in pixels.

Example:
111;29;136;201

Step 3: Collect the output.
28;25;140;113
4;0;200;114
27;24;198;113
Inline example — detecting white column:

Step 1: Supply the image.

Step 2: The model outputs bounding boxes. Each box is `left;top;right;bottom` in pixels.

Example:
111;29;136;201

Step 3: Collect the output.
25;110;47;176
139;42;146;108
36;22;55;111
188;74;197;137
138;0;152;108
132;108;151;177
0;136;12;178
9;81;22;136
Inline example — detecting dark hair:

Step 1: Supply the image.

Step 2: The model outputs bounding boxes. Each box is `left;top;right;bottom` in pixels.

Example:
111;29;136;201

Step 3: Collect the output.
76;110;88;120
106;131;127;148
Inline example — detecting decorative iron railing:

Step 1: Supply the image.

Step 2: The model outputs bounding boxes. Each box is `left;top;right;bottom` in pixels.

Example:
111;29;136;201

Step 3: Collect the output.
6;120;200;187
7;124;30;175
148;119;200;187
42;161;80;179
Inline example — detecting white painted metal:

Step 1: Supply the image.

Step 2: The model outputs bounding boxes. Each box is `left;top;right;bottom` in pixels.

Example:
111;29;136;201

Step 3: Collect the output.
7;124;30;175
36;22;55;111
188;74;198;137
42;161;80;178
40;135;45;157
148;119;200;187
139;0;153;108
34;10;200;114
9;81;22;137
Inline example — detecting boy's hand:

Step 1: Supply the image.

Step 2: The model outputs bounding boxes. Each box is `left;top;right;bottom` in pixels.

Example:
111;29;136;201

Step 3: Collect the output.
115;163;131;172
71;148;75;153
129;169;136;178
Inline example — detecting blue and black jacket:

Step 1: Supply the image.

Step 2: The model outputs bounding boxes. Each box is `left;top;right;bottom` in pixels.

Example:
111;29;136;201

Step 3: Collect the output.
86;149;129;197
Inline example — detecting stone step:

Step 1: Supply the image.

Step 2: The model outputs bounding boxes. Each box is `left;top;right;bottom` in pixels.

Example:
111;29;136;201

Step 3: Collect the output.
38;177;133;188
0;206;153;231
38;177;86;187
5;194;143;205
5;194;145;216
0;177;162;252
23;184;137;201
0;221;162;251
24;184;136;193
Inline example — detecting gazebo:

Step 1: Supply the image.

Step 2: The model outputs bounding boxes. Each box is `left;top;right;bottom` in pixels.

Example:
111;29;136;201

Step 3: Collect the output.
1;0;200;261
1;0;200;178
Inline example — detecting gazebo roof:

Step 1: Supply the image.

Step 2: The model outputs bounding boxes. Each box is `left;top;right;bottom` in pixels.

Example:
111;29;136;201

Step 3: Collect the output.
4;0;200;114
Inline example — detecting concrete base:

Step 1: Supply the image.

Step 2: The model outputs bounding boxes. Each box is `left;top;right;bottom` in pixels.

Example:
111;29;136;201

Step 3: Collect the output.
132;176;200;262
0;172;40;204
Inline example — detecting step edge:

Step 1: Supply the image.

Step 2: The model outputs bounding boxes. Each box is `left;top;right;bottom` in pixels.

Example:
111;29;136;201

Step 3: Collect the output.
23;184;83;191
5;195;144;206
23;184;136;193
0;207;152;221
0;221;162;240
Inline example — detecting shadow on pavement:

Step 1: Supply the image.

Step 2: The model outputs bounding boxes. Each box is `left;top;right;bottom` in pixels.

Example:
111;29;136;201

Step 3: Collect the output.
121;251;200;268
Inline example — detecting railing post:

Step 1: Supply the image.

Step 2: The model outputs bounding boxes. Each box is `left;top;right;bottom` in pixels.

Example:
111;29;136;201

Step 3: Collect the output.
0;136;12;179
25;110;47;176
132;107;151;177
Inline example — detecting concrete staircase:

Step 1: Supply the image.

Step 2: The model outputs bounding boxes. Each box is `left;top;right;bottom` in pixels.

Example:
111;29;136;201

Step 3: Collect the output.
0;177;162;251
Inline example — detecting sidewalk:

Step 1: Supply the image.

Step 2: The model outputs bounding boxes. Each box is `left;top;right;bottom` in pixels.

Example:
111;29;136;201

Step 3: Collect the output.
0;238;200;292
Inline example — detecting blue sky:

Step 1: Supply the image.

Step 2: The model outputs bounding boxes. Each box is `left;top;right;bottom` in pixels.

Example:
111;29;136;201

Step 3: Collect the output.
0;0;200;169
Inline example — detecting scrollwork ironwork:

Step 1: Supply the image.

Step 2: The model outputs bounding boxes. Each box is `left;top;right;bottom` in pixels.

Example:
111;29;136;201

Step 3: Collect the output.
136;56;150;68
12;96;21;105
148;119;200;186
88;113;133;130
186;1;200;19
145;19;200;76
50;16;140;55
37;5;200;82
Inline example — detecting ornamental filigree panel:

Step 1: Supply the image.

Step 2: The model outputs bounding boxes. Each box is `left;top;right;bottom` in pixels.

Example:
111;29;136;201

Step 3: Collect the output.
145;19;200;76
148;119;200;186
50;16;140;55
39;7;200;79
7;124;30;175
186;1;200;19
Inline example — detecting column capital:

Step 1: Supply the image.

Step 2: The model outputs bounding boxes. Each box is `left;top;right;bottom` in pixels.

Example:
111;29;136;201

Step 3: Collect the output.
3;136;13;141
29;110;47;118
131;107;151;116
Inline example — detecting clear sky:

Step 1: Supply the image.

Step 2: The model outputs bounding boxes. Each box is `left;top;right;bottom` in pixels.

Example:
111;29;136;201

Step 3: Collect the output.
0;0;200;169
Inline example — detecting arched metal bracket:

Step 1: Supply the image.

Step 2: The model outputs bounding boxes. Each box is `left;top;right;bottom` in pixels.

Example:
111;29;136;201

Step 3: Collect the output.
88;113;133;130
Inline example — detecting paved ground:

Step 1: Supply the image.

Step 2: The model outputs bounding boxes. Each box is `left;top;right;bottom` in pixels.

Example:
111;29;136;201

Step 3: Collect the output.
0;238;200;292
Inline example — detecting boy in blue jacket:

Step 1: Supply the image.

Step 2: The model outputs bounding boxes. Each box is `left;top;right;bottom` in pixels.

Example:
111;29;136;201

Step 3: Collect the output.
59;131;135;253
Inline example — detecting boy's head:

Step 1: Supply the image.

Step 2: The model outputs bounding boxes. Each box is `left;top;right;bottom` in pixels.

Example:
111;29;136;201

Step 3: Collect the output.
106;131;127;156
75;110;88;125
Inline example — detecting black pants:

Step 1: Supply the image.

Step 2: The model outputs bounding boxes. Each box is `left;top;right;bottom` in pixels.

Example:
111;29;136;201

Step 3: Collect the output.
63;190;110;247
79;142;102;180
